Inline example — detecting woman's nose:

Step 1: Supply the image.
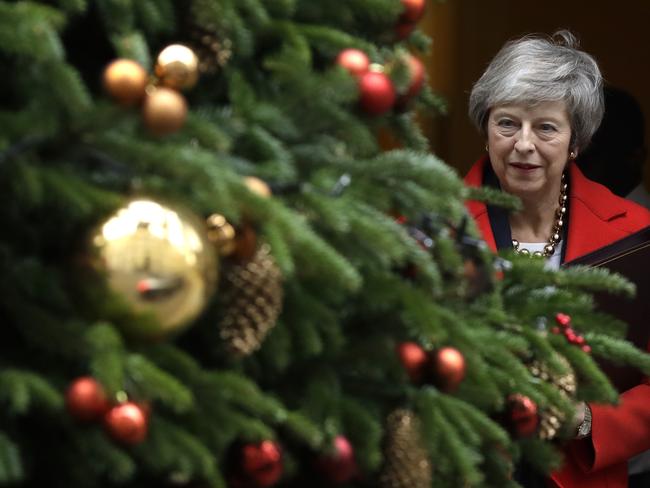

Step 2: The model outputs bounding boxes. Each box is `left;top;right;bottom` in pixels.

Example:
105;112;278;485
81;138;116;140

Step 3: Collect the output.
514;126;535;153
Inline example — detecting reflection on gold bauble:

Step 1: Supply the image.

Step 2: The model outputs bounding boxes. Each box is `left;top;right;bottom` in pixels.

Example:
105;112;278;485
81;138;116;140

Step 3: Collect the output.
206;213;236;257
103;59;148;106
142;87;188;135
155;44;199;90
244;176;272;198
90;199;217;339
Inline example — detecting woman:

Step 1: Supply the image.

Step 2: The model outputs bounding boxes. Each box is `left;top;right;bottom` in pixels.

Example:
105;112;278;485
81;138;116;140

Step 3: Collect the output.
464;31;650;488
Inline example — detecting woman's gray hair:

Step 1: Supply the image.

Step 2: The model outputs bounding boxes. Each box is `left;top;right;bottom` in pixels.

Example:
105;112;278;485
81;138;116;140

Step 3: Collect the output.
468;30;604;150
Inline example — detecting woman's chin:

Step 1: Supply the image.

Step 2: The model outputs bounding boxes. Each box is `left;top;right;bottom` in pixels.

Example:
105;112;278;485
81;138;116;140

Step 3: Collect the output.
503;180;547;202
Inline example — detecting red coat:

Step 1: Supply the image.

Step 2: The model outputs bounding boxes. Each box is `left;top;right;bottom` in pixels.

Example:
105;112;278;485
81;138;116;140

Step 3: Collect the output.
464;156;650;488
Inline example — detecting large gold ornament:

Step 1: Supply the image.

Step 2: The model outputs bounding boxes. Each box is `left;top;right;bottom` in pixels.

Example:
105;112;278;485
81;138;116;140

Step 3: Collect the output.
91;199;218;339
142;87;188;135
155;44;199;90
103;59;148;106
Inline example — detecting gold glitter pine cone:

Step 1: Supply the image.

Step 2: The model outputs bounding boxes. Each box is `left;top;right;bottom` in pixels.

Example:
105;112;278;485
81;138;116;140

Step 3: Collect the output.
218;243;283;356
528;355;577;440
188;24;233;75
379;409;432;488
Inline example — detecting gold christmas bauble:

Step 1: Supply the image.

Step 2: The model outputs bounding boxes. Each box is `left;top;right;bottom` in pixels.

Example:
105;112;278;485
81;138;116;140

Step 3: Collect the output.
155;44;199;90
142;87;188;135
103;59;149;106
90;199;218;339
244;176;272;198
206;213;237;257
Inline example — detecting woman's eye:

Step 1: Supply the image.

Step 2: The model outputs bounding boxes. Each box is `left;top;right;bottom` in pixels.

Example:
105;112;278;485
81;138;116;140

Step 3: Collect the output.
539;123;556;132
497;119;515;128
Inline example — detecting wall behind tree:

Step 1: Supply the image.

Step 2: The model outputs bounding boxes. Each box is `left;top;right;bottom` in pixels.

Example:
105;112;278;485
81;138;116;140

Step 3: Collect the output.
422;0;650;188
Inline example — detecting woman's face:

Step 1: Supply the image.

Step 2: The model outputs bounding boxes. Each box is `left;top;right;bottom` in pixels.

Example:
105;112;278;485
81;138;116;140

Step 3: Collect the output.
486;100;573;200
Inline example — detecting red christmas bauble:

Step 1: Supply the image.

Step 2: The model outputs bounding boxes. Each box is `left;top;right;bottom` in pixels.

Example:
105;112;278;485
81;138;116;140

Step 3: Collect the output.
358;71;396;116
65;376;109;422
399;54;425;104
104;401;148;445
399;0;426;23
315;435;357;483
396;342;428;383
336;49;370;78
430;347;466;392
506;394;539;437
240;440;283;487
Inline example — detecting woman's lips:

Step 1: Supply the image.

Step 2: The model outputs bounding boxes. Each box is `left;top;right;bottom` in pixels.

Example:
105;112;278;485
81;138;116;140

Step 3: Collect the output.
510;163;540;171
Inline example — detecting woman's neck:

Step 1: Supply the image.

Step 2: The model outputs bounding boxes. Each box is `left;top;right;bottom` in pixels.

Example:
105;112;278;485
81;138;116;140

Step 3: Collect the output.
510;188;562;243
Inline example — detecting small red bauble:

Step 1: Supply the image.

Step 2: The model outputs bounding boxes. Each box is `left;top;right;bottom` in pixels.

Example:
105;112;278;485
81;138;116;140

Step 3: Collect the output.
506;394;539;437
396;342;429;383
399;0;426;23
398;54;425;104
240;440;283;487
336;49;370;78
104;401;148;445
430;346;466;392
358;71;396;115
315;435;357;483
65;376;109;422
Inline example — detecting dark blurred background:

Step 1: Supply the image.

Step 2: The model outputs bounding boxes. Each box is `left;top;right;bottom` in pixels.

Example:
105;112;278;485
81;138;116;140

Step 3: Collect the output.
419;0;650;193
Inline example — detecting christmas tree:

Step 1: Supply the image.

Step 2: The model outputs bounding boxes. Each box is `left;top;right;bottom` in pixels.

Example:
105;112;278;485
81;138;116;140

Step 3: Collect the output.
1;1;648;487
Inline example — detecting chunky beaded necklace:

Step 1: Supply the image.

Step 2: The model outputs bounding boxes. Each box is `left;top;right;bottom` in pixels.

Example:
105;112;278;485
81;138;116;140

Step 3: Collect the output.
511;173;568;258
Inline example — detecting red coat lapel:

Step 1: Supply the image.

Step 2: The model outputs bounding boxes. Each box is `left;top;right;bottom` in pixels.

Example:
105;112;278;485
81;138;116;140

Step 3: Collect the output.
464;156;498;253
564;163;650;262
